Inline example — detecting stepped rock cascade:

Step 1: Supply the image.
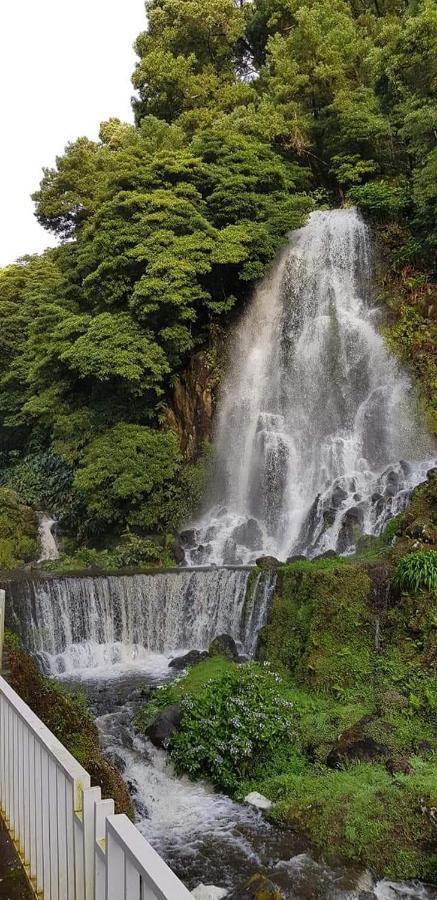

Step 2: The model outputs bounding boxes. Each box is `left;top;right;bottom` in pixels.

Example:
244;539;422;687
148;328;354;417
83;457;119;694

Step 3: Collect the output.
4;569;275;674
185;209;434;565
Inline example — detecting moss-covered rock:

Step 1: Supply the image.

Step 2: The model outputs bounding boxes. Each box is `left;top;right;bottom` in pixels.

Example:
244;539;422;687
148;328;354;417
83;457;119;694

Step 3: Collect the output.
390;468;437;559
4;634;133;817
0;488;38;569
230;873;283;899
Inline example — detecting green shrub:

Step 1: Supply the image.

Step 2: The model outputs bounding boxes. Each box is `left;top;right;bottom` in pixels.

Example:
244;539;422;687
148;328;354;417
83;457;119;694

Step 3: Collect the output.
112;532;173;568
394;550;437;594
349;179;408;218
140;662;296;793
2;451;73;514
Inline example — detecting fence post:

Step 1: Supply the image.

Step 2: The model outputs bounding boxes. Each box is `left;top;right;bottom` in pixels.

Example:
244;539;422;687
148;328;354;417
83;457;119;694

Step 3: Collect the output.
0;589;5;671
83;786;102;900
95;798;114;900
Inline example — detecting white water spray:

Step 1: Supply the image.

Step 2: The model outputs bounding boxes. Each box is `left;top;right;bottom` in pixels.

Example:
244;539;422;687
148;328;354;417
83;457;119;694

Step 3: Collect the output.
5;569;274;675
185;209;434;565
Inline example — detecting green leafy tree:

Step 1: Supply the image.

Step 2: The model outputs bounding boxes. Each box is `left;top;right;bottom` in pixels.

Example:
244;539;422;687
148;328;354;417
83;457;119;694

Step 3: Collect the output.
74;424;181;531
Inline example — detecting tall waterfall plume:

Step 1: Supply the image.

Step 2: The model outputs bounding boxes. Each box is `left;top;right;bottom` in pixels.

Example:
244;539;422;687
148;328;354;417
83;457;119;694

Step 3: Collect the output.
184;209;434;565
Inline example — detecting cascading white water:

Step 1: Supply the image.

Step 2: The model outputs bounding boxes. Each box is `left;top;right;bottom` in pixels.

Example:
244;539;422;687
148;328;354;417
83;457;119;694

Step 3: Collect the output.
5;569;275;674
37;513;59;562
185;209;434;565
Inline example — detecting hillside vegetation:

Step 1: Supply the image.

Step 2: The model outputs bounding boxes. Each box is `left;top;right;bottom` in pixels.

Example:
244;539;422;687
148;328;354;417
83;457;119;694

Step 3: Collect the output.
0;0;435;551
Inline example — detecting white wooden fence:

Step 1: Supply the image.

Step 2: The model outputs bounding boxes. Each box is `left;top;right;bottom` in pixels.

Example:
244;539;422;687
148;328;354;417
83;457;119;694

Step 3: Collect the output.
0;589;193;899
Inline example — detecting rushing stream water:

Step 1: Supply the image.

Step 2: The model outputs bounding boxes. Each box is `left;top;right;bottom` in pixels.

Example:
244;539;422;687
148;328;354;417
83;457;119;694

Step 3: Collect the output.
184;209;434;565
5;572;436;898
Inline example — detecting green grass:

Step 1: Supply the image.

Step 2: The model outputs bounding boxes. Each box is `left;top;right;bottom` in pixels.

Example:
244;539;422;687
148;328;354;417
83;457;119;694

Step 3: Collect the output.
258;758;437;881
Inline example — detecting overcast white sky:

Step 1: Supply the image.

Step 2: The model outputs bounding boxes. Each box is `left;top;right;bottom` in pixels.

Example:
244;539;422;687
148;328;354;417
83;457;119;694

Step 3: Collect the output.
0;0;146;267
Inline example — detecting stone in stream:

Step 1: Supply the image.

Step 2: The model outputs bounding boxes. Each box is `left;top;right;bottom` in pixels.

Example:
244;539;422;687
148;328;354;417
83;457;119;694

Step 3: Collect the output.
244;791;272;811
146;704;181;749
169;650;208;670
229;874;283;899
191;886;228;900
208;634;240;661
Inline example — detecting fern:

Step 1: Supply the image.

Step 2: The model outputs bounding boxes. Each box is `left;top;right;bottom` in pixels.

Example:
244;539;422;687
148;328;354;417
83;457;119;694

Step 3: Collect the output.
394;550;437;594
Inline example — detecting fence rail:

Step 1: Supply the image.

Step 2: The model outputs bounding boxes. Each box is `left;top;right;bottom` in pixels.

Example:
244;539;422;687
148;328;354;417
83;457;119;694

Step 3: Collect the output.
0;589;192;899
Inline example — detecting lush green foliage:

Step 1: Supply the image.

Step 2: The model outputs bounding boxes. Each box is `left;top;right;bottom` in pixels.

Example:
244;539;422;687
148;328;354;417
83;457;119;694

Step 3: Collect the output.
136;548;437;877
0;0;435;546
258;562;373;698
0;488;38;569
395;550;437;593
261;759;437;881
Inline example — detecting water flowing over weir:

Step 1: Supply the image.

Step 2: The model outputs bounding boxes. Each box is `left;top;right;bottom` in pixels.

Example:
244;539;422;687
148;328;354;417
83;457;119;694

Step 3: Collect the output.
4;568;275;674
185;208;434;565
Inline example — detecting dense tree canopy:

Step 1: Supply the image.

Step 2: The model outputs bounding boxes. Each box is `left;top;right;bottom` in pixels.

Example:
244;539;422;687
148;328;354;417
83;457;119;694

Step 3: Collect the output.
0;0;435;541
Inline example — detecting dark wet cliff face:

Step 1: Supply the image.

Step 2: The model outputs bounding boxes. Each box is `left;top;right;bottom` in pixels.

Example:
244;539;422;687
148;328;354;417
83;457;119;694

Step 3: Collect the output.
164;328;227;462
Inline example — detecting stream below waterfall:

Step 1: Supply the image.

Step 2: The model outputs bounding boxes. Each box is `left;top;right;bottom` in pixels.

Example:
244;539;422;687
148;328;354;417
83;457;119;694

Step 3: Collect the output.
4;571;437;899
59;664;435;900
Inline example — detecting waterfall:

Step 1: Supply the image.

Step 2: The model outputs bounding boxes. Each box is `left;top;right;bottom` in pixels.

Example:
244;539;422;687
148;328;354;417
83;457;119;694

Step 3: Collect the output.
185;209;434;565
4;569;275;674
37;513;59;562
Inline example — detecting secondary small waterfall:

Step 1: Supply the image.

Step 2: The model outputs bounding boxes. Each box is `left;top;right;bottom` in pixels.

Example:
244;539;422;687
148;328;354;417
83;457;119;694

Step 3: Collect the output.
4;569;275;674
185;209;434;565
37;513;59;562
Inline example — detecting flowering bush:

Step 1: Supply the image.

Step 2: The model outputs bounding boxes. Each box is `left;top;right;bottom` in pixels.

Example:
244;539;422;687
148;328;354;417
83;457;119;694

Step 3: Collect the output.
166;662;295;792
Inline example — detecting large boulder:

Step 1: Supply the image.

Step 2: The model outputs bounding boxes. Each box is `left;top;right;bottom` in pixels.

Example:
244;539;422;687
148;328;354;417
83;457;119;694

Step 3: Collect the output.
208;634;239;661
179;528;198;548
326;715;390;769
146;705;181;749
172;537;186;565
286;554;307;563
169;650;208;670
312;549;337;560
256;556;281;569
232;518;263;550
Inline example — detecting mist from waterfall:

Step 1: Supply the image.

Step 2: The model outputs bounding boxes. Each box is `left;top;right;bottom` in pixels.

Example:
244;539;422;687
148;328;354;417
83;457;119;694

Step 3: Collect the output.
185;209;434;566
